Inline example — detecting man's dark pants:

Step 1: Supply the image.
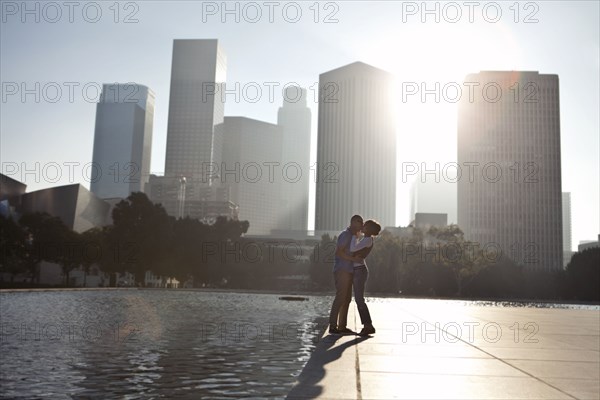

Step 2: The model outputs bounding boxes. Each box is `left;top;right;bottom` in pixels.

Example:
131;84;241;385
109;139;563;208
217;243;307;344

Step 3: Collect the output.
329;269;353;328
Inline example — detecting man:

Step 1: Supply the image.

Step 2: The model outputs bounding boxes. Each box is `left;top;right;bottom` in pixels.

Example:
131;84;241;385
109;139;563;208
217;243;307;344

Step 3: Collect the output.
328;214;364;335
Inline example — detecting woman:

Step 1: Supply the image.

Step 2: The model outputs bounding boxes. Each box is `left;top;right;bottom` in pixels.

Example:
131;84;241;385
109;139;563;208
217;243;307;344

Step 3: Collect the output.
350;219;381;336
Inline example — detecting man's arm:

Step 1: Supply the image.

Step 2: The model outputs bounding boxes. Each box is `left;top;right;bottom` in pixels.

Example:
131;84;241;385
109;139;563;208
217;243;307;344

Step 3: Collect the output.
335;232;362;262
336;243;362;262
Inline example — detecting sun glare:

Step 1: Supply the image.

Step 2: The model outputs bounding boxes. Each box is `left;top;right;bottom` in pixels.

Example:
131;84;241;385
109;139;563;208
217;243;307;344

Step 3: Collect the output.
369;21;523;226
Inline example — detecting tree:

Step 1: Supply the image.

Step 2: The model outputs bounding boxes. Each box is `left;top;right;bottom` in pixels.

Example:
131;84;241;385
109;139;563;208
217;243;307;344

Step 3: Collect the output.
309;234;335;289
0;215;28;281
170;216;212;284
462;256;523;298
79;227;104;287
56;228;82;287
367;230;405;294
109;192;173;285
95;225;124;284
361;225;489;297
566;247;600;301
424;225;489;296
201;216;249;285
19;212;69;283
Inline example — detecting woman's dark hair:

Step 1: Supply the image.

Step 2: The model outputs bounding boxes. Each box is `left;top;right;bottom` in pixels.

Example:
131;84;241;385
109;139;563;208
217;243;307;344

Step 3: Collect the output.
364;219;381;236
351;219;381;259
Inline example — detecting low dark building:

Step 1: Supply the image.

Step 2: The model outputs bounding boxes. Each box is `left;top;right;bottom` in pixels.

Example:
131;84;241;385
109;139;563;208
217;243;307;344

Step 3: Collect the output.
18;183;110;232
0;174;27;217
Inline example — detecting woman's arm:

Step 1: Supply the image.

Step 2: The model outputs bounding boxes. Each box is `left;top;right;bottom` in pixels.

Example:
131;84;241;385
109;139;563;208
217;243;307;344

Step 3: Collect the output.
350;236;373;252
335;232;362;262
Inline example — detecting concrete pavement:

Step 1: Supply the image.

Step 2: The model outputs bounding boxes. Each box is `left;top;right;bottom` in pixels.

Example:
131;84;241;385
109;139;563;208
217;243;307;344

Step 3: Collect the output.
287;298;600;400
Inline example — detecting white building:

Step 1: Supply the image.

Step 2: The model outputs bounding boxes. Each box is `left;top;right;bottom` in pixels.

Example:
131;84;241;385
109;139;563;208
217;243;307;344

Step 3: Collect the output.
578;236;600;252
562;192;575;267
277;86;312;231
410;177;457;225
221;117;283;235
91;83;155;199
315;62;397;231
414;213;448;230
458;71;563;271
164;39;226;182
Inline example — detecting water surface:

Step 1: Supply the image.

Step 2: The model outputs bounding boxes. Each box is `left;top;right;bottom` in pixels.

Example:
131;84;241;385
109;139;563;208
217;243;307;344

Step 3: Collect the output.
0;289;331;399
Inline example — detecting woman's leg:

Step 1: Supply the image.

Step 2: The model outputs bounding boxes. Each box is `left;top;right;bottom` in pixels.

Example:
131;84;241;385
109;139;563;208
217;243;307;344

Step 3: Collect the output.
353;267;372;325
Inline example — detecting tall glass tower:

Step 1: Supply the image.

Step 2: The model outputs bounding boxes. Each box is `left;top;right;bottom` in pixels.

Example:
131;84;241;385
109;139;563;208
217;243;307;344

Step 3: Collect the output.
164;39;226;183
91;83;154;199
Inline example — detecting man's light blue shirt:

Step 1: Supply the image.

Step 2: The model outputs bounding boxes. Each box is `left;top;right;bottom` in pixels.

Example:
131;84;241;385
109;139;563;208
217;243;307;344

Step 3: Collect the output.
333;228;354;273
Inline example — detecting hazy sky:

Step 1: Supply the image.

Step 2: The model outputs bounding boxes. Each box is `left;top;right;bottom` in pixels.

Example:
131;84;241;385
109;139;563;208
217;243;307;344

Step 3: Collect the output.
1;1;598;249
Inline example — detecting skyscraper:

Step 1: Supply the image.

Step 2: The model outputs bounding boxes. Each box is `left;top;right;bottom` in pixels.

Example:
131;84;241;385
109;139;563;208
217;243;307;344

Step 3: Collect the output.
164;39;226;182
91;83;154;199
149;39;235;222
562;192;574;267
221;117;283;235
315;62;396;231
562;192;572;252
277;86;312;231
457;71;562;271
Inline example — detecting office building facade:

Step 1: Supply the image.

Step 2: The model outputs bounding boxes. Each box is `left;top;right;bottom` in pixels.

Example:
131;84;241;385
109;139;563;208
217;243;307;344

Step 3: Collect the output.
91;83;154;199
277;86;312;231
315;62;396;231
164;39;226;182
458;71;562;271
221;117;283;235
562;192;574;267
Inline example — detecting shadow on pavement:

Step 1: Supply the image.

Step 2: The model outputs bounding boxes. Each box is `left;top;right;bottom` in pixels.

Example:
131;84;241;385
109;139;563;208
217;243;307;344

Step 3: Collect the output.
286;333;370;399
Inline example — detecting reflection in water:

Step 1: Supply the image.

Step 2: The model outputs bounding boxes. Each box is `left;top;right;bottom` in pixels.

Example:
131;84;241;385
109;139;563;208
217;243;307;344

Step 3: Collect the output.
0;290;331;399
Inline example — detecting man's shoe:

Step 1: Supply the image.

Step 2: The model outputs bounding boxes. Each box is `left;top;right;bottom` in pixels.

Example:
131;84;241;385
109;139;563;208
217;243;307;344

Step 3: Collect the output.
358;325;376;336
337;327;356;335
329;326;341;335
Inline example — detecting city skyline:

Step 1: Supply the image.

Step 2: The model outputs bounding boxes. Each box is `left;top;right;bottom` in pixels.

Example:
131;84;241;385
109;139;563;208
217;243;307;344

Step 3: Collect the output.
1;4;598;398
1;1;598;249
